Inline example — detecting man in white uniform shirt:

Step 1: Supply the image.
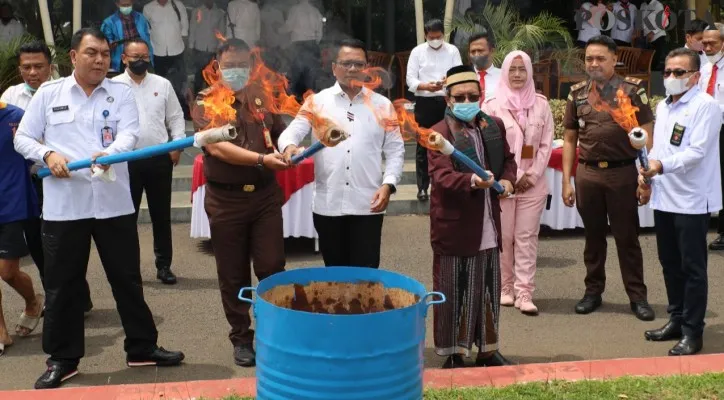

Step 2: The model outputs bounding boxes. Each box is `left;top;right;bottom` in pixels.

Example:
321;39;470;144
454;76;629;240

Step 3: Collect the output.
610;0;638;47
189;0;227;94
227;0;260;47
406;19;462;201
143;0;190;119
113;38;185;285
283;0;324;100
700;24;724;250
684;19;709;69
642;0;668;70
280;39;405;269
13;28;184;390
0;2;24;43
576;1;602;48
639;48;722;357
468;30;500;102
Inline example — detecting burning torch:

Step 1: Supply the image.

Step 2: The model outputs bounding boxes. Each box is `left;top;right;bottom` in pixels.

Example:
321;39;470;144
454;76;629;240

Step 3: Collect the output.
290;122;350;164
37;125;238;179
589;84;651;183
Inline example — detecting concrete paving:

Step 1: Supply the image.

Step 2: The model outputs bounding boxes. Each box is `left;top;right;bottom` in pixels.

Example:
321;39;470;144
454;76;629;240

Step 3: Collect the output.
1;216;723;391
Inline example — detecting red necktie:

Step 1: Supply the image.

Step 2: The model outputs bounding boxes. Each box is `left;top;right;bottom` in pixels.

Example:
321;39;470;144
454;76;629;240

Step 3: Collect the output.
478;70;487;101
707;64;718;96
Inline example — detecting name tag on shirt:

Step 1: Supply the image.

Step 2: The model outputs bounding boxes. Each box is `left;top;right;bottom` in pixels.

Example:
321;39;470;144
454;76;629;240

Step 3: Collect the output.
521;145;535;159
101;126;115;148
670;123;685;147
52;105;69;112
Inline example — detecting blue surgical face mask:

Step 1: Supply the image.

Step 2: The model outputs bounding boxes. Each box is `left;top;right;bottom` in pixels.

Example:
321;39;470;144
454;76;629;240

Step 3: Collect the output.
119;6;133;16
451;102;480;122
221;67;250;92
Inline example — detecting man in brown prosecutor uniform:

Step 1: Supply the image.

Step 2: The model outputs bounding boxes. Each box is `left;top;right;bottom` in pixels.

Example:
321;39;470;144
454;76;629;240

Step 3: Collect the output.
192;38;289;367
561;35;655;321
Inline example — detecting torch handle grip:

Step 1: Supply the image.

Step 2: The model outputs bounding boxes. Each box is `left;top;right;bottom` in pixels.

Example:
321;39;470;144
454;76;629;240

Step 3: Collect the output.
291;141;325;165
637;148;651;185
451;149;506;194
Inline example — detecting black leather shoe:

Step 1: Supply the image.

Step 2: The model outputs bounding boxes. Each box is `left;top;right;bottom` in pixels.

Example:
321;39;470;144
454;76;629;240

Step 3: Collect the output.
417;190;429;201
157;267;177;285
645;321;682;341
630;301;655;321
575;295;602;314
668;336;703;356
127;347;185;367
441;354;465;369
475;351;512;367
234;344;256;367
34;364;79;389
709;235;724;250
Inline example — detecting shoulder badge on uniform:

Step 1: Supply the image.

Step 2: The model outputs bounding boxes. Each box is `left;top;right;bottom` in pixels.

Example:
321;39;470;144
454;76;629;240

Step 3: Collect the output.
570;81;587;92
637;87;649;105
624;76;642;86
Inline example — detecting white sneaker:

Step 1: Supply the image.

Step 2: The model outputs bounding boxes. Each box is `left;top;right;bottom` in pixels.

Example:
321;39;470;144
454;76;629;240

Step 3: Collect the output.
515;292;538;315
500;286;515;307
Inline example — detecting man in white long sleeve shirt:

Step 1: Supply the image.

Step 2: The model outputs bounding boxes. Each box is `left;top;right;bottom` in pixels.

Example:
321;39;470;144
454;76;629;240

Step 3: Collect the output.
189;0;227;93
280;39;405;269
639;48;722;357
0;3;24;43
700;24;724;250
684;19;710;70
113;38;185;285
641;0;668;70
610;0;638;47
284;0;325;100
227;0;260;47
406;19;462;201
143;0;190;119
13;27;184;391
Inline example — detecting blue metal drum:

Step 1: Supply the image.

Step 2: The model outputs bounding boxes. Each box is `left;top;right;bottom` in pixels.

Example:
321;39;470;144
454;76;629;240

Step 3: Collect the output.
239;267;445;400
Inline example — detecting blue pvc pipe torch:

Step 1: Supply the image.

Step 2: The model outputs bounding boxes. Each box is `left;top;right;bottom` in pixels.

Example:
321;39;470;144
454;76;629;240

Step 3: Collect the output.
37;124;238;179
290;126;350;164
628;127;651;185
427;132;506;194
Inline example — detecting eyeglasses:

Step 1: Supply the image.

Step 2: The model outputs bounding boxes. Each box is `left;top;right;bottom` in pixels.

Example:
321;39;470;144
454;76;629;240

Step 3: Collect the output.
335;61;367;70
451;93;481;103
663;69;696;78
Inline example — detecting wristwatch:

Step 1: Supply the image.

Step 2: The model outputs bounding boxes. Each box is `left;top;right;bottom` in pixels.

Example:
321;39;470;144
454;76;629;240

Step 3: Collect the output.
42;150;55;164
385;183;397;194
256;153;264;169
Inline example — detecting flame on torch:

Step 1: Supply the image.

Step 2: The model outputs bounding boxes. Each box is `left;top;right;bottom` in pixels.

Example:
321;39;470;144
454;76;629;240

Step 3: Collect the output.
391;99;445;152
588;83;640;132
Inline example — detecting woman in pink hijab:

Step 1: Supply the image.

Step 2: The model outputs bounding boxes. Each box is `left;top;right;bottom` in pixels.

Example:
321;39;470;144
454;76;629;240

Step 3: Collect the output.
481;50;554;315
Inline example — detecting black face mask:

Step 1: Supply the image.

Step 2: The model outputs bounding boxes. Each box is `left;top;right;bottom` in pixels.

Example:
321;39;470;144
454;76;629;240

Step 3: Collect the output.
128;59;150;75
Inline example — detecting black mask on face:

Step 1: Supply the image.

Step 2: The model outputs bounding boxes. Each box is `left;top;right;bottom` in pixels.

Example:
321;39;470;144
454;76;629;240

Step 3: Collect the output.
128;59;150;75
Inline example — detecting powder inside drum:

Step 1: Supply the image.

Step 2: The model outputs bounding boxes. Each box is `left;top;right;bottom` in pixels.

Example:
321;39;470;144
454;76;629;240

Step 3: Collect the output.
261;281;421;314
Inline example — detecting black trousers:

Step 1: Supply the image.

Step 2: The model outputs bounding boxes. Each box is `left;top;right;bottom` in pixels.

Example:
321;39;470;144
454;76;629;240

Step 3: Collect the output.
287;41;321;100
154;53;190;119
129;154;174;270
414;96;447;192
42;214;158;367
649;36;667;71
313;213;384;268
191;49;215;94
654;210;709;338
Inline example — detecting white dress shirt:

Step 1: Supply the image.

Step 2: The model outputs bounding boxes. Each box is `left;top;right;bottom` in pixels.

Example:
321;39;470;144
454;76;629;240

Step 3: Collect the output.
189;5;227;52
277;83;406;217
474;65;501;101
0;19;24;43
642;0;666;42
699;55;724;118
260;4;288;48
112;71;185;149
577;2;601;43
227;0;260;46
13;74;139;221
144;0;189;57
0;83;34;110
648;86;722;215
611;1;637;44
406;41;462;97
283;0;324;44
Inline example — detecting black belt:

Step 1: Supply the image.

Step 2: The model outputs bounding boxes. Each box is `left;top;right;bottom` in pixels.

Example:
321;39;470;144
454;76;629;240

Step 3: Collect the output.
578;158;636;169
206;178;273;192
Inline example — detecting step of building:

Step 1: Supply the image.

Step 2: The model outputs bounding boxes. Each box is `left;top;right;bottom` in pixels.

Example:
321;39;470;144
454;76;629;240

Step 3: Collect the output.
137;183;429;224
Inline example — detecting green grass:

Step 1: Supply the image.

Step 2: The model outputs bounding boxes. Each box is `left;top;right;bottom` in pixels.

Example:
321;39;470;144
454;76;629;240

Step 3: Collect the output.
214;372;724;400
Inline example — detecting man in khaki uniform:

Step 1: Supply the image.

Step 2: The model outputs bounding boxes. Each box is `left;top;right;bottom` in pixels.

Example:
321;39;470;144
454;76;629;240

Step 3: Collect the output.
560;35;655;321
192;38;289;368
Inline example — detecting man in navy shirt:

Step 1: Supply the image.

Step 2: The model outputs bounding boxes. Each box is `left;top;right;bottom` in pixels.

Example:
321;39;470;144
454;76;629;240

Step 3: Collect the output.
0;102;44;356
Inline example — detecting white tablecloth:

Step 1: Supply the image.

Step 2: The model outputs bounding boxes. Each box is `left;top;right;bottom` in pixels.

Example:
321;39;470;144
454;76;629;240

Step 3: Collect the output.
540;167;655;230
190;183;319;244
